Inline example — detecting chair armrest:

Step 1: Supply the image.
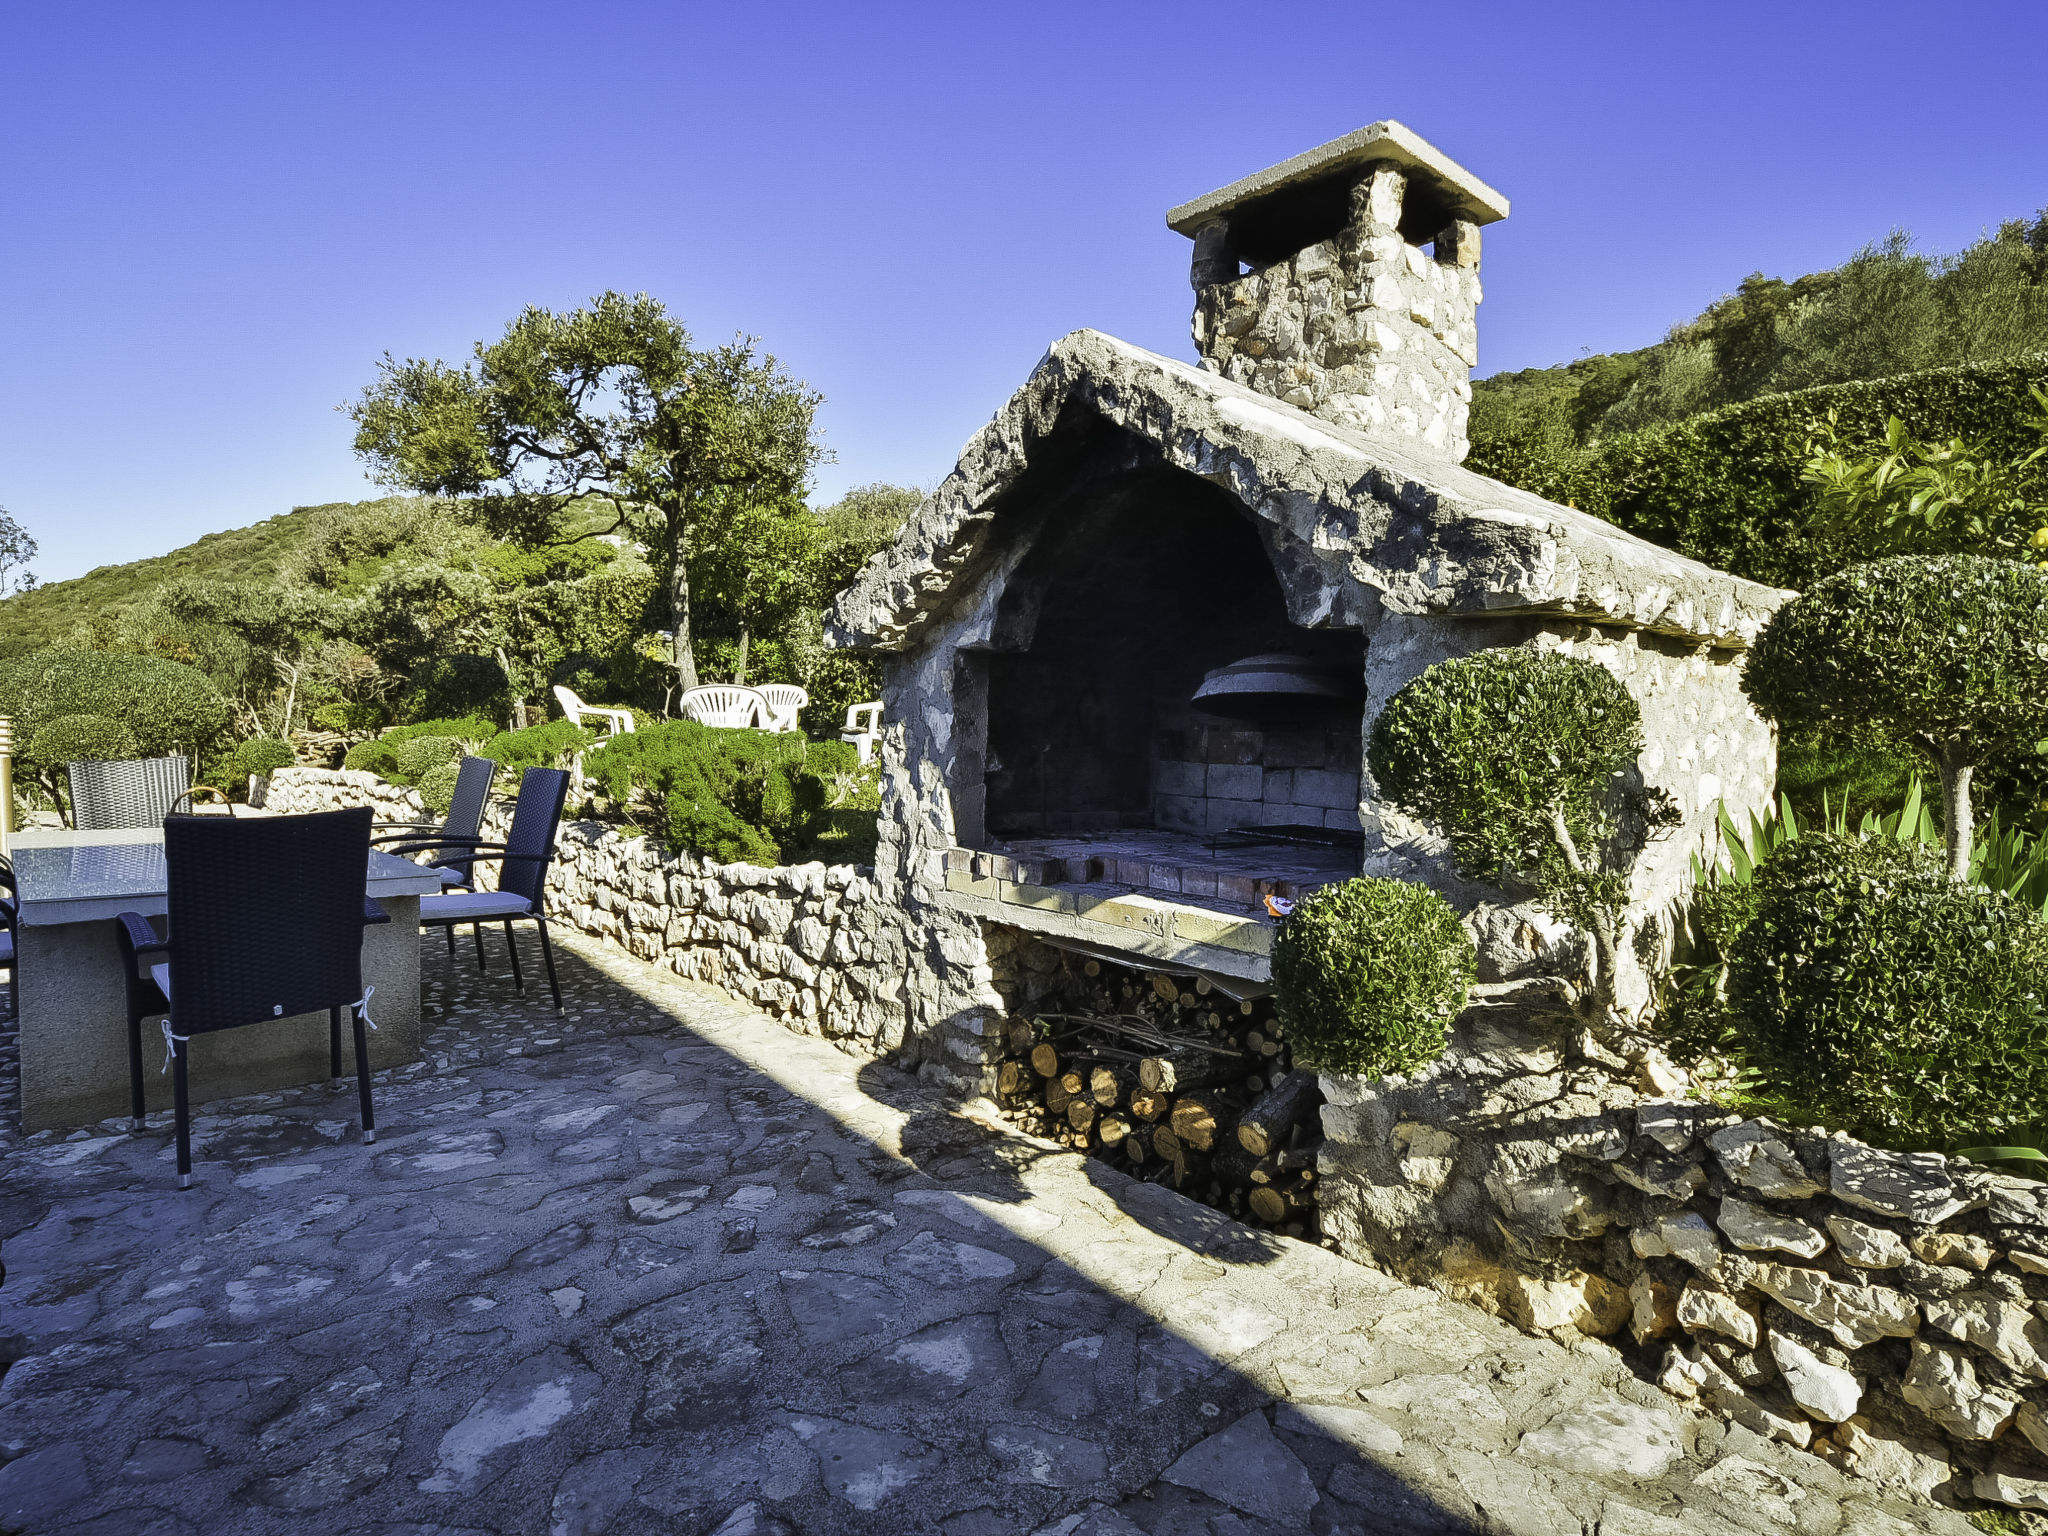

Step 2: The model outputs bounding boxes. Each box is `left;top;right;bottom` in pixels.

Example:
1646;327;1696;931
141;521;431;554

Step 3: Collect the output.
379;835;485;857
114;911;167;957
371;822;445;837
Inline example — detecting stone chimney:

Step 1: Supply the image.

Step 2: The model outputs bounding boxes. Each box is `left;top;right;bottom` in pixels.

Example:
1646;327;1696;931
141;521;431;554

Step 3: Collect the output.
1168;121;1509;462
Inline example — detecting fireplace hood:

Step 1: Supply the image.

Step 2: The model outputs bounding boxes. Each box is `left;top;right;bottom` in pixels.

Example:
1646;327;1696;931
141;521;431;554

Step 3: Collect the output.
1190;653;1361;721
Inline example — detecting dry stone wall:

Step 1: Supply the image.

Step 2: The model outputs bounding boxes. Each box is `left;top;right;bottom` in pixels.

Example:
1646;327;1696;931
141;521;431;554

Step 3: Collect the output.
266;768;916;1050
1316;985;2048;1513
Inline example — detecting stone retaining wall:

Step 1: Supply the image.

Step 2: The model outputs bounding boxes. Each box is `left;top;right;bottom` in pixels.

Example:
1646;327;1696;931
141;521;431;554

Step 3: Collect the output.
266;768;917;1051
1316;984;2048;1512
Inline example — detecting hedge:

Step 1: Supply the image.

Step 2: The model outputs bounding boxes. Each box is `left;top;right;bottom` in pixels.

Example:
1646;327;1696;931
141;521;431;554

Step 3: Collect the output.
343;715;498;781
1727;833;2048;1145
0;648;230;759
1469;353;2048;592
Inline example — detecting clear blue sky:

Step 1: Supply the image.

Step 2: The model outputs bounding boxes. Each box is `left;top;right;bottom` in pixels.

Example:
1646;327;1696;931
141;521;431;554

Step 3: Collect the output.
4;1;2045;584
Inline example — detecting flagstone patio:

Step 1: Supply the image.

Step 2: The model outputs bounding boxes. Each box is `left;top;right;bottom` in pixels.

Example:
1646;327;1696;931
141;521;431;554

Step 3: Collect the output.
0;931;1972;1535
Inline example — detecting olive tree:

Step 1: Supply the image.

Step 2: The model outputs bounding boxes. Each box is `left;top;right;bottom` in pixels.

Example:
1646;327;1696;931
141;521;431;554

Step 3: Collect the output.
1367;648;1676;1022
348;291;822;700
1743;554;2048;879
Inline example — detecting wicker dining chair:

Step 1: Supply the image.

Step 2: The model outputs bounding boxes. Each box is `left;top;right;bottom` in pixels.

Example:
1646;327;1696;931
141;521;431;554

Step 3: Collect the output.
68;756;227;830
393;767;571;1013
0;860;16;1018
112;807;383;1188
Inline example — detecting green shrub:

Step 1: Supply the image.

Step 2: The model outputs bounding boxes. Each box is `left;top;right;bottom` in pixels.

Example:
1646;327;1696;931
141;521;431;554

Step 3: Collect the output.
395;734;461;782
418;759;464;817
1272;878;1476;1078
312;701;386;734
343;715;496;780
481;719;597;774
583;721;872;865
0;647;230;758
23;714;140;775
227;737;297;777
1727;833;2048;1144
1744;555;2048;876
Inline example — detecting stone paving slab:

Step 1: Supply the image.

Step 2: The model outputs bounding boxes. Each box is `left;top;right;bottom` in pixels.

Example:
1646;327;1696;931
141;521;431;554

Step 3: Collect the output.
0;931;1977;1535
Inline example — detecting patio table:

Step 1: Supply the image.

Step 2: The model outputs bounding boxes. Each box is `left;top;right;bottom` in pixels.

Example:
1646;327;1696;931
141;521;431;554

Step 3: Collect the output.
11;827;441;1132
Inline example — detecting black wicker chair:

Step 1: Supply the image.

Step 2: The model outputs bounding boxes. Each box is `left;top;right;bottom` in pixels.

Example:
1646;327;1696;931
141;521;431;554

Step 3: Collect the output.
0;860;16;1016
372;755;497;957
68;756;228;830
399;767;570;1014
112;807;384;1188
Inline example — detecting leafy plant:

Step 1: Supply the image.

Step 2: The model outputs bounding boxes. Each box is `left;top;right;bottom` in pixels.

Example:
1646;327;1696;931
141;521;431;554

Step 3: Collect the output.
480;719;596;774
221;736;296;782
343;715;497;780
1743;555;2048;877
1272;877;1476;1078
1801;393;2048;561
395;735;462;783
1367;648;1677;1021
1726;833;2048;1146
417;759;465;818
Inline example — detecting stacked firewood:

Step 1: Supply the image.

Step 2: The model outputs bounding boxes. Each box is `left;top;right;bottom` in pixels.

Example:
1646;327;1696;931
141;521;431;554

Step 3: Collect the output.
990;958;1325;1239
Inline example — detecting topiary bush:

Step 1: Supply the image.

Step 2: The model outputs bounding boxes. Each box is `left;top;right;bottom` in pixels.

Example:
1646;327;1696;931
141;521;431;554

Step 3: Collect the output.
23;714;140;774
1367;647;1675;1019
1743;554;2048;878
225;737;297;778
1727;832;2048;1145
0;647;230;759
1272;877;1476;1078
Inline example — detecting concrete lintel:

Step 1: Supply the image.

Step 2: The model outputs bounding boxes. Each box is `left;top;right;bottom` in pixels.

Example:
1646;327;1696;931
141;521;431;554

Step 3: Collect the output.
931;887;1273;983
1167;120;1509;235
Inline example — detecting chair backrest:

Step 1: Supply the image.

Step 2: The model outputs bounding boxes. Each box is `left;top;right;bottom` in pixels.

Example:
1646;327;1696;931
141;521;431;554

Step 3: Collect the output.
498;767;570;909
680;686;767;729
551;684;587;725
843;702;882;734
69;756;194;831
435;756;497;883
756;684;808;730
163;807;372;1036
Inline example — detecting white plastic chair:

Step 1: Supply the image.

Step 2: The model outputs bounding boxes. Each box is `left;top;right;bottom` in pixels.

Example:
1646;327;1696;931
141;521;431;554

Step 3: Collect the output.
840;701;883;765
680;686;768;729
755;684;808;734
553;685;635;738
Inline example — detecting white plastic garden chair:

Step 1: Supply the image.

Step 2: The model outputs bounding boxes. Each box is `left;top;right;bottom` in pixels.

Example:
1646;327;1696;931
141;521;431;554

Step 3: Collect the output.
680;686;768;729
755;684;808;734
553;685;635;738
840;701;883;765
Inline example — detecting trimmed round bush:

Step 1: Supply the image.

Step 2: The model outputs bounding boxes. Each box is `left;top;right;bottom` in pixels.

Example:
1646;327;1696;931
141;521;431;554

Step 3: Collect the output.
1367;648;1644;885
1727;833;2048;1144
1272;877;1476;1078
418;759;464;818
226;737;297;778
24;714;140;773
395;735;461;783
0;647;229;758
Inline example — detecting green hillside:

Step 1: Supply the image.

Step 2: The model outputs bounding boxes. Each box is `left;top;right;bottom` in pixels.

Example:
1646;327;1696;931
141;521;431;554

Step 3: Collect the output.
1471;212;2048;454
0;499;398;655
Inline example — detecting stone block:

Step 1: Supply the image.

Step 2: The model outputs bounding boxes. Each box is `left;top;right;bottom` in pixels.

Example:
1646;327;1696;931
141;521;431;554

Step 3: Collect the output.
1262;769;1295;803
1074;893;1171;938
1170;908;1273;955
1155;760;1205;797
1155;794;1204;832
1829;1141;1966;1223
1258;800;1302;826
1292;768;1358;810
1207;763;1263;800
1144;864;1183;894
1216;874;1257;907
1206;798;1262;832
1260;731;1328;768
1179;868;1218;900
1001;884;1074;916
1324;806;1363;831
1826;1215;1910;1269
1715;1197;1827;1259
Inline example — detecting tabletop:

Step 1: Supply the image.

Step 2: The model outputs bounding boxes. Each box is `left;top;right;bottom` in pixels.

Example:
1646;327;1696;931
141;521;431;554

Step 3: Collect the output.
11;834;442;926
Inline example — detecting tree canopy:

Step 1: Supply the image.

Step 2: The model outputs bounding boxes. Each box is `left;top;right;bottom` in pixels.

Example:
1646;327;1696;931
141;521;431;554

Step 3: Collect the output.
1742;554;2048;877
348;291;823;699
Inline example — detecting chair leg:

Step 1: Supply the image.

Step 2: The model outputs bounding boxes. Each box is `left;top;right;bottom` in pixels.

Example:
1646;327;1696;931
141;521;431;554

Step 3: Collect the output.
472;923;488;974
504;921;524;994
536;919;563;1015
352;1006;376;1144
173;1044;193;1190
444;924;456;958
329;1006;343;1084
127;1011;147;1132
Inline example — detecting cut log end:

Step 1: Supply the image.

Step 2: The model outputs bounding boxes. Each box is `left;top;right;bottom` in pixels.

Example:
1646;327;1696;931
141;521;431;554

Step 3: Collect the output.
1030;1043;1060;1078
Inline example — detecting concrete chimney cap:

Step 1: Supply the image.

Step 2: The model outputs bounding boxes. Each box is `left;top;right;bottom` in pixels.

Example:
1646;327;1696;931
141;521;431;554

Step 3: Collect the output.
1166;120;1509;236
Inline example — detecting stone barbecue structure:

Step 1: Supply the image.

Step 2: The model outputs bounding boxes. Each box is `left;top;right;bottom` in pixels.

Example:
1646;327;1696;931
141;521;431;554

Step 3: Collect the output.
827;120;1786;1045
